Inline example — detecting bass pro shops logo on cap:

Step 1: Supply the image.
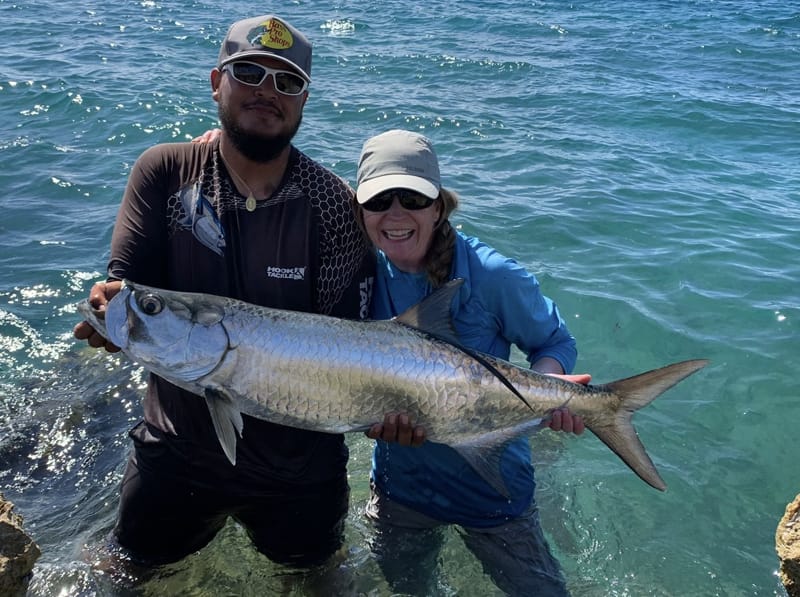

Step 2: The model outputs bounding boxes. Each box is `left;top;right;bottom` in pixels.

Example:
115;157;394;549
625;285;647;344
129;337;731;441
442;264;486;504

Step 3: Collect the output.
249;18;293;51
218;15;312;82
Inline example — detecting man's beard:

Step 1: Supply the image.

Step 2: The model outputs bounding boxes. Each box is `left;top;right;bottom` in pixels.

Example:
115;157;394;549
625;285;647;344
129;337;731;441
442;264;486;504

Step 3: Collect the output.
218;102;302;163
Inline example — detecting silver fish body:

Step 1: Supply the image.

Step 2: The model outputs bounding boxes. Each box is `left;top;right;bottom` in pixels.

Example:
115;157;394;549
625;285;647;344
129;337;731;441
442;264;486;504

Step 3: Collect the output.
77;279;708;491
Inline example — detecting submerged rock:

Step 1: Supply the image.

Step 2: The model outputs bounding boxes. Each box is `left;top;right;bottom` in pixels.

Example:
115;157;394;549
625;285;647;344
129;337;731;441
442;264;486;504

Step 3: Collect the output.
777;494;800;597
0;494;40;597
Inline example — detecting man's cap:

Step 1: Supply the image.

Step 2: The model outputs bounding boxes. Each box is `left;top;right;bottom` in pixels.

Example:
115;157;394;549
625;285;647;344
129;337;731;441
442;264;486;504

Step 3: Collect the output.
217;15;312;82
356;130;441;204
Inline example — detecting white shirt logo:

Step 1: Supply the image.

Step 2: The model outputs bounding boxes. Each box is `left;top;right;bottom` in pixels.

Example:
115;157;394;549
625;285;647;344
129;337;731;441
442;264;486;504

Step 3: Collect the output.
266;266;306;280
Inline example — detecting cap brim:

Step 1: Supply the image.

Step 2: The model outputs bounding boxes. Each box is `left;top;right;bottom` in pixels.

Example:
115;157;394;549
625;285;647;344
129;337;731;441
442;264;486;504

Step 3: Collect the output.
219;52;311;82
356;174;439;204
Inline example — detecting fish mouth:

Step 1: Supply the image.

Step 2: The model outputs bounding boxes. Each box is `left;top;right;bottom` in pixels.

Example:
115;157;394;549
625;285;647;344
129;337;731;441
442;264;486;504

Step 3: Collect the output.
76;300;109;340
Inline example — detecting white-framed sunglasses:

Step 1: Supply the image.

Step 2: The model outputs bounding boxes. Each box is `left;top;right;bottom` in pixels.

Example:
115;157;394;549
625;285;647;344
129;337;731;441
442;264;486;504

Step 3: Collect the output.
222;61;308;96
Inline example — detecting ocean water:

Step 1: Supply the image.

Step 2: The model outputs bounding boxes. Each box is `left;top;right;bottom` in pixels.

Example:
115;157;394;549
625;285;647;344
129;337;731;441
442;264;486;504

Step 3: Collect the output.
1;0;798;595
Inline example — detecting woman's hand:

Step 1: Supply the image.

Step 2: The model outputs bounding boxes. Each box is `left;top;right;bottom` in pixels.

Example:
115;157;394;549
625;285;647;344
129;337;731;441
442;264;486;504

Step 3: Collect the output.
366;412;426;447
544;373;591;435
191;128;222;144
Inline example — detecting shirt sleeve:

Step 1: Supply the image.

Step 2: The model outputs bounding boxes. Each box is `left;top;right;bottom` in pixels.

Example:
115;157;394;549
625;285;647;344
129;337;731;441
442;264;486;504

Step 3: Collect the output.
469;239;577;373
306;158;375;320
107;144;174;286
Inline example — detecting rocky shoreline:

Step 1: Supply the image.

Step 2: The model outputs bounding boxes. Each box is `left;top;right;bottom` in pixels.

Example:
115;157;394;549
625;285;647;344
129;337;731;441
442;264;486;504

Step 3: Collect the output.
0;494;41;597
777;493;800;597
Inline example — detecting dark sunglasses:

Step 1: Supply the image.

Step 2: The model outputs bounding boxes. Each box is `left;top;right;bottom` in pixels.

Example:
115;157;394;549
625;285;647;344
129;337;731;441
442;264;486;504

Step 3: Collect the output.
361;189;438;212
222;61;308;96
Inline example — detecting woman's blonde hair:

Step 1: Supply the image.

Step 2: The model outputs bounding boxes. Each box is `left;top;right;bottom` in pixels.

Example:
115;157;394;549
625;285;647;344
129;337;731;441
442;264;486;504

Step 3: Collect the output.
352;188;460;288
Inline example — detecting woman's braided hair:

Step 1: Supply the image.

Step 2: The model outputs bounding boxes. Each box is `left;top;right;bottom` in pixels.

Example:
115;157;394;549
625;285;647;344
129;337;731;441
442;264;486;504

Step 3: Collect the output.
424;188;459;288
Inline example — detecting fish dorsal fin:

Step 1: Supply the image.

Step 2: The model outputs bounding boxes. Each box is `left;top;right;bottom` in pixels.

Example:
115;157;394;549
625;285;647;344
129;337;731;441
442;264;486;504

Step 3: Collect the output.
393;278;534;412
393;278;463;344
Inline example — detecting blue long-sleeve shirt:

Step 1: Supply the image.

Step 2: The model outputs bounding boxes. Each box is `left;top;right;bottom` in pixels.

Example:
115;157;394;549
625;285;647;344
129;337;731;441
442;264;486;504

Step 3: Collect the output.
370;232;577;528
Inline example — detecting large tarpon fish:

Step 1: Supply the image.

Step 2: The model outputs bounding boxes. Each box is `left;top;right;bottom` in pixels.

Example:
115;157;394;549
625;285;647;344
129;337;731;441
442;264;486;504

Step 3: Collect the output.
77;279;708;492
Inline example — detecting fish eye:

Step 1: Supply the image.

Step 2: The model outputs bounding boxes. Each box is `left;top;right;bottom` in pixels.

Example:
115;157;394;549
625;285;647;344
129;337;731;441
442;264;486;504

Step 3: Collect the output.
138;293;164;315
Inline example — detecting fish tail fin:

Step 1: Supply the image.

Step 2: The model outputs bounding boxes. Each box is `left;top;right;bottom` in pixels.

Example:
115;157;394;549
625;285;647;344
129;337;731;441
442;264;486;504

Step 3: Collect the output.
588;359;709;491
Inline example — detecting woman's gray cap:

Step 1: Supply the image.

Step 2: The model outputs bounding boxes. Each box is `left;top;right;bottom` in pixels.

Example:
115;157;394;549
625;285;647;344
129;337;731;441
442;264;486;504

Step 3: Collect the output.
217;15;312;82
356;130;441;204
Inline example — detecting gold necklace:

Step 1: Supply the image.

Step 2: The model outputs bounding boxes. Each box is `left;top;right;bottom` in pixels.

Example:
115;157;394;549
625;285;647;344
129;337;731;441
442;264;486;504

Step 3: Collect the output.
219;146;257;212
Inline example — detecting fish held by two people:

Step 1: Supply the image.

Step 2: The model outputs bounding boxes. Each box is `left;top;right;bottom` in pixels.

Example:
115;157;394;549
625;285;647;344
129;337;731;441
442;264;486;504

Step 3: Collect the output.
76;279;708;494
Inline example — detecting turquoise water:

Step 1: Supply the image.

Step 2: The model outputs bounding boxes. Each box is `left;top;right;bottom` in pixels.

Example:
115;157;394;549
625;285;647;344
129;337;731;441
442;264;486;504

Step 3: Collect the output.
1;1;797;595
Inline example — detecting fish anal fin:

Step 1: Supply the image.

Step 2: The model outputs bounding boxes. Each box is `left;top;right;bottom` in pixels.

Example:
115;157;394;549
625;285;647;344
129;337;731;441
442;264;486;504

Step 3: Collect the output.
204;388;244;465
453;444;512;499
451;418;546;499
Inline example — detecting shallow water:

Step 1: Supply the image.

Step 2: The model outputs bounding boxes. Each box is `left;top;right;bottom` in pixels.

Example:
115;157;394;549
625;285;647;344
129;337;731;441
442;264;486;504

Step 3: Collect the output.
1;1;798;595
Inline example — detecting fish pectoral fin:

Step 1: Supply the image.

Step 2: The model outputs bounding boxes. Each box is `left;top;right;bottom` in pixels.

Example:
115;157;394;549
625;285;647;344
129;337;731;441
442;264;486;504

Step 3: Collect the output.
453;444;512;500
204;388;244;465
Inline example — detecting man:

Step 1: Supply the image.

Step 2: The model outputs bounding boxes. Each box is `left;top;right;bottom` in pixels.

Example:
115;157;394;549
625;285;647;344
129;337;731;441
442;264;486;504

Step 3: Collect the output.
74;14;374;568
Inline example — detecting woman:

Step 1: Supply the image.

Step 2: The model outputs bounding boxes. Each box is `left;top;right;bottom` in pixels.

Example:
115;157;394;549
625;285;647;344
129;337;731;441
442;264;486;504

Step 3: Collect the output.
355;129;586;596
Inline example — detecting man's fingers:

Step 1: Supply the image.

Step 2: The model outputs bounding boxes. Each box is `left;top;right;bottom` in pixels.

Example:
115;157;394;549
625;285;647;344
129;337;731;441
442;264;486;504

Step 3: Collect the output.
88;282;108;309
73;321;93;340
88;280;123;310
86;333;106;349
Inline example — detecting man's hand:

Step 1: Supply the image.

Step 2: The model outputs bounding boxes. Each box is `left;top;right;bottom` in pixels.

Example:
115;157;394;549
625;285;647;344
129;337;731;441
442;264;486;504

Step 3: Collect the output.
73;280;123;353
366;412;426;447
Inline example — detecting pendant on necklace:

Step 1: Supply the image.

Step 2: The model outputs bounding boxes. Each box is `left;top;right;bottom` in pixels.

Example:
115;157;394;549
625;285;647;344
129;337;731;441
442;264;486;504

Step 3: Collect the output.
245;194;257;212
